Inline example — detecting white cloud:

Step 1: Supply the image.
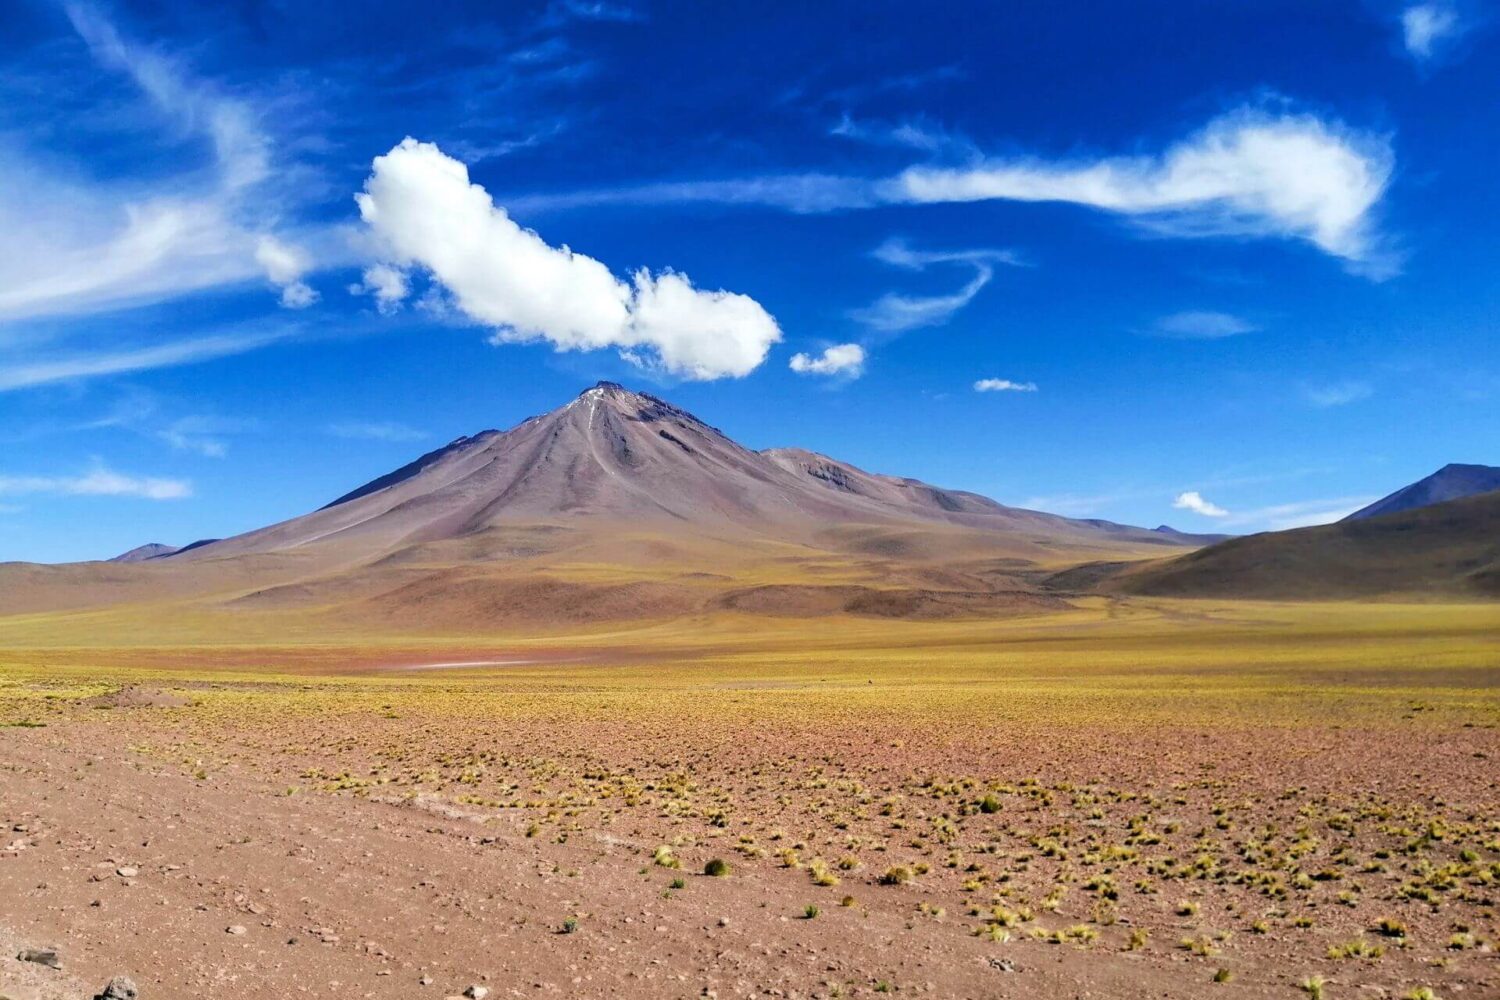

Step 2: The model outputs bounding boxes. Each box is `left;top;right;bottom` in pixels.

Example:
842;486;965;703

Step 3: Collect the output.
156;415;257;458
851;238;1019;335
1402;3;1460;60
356;138;781;380
0;7;327;324
895;110;1393;273
1151;310;1258;339
255;236;319;310
1303;380;1373;407
870;238;1024;270
530;108;1394;274
1173;490;1229;518
326;421;428;443
1221;495;1381;531
850;269;992;334
789;343;865;377
0;465;190;500
350;264;411;314
0;329;290;392
974;378;1037;393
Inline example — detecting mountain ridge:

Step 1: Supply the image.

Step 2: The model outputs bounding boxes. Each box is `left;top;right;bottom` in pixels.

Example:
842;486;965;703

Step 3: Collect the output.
1344;463;1500;521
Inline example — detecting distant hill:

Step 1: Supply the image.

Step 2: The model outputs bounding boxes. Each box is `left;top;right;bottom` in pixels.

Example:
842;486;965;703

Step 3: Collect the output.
1345;463;1500;520
1112;489;1500;600
108;543;180;563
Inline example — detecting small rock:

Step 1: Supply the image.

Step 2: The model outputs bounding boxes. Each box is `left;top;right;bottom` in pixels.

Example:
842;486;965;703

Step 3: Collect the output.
16;948;61;970
115;867;138;878
718;917;730;927
420;975;434;986
227;925;247;936
94;976;139;1000
987;957;1017;973
464;987;489;999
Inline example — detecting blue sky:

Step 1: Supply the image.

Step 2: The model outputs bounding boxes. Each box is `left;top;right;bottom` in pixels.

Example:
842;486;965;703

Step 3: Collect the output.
1;0;1497;562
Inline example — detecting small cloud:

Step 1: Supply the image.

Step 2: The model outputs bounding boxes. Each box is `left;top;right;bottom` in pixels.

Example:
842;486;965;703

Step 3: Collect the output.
325;421;428;443
1402;2;1461;60
974;378;1037;393
0;465;190;500
789;343;865;377
1303;380;1373;407
256;236;319;310
1173;490;1229;518
1150;311;1258;339
350;264;410;314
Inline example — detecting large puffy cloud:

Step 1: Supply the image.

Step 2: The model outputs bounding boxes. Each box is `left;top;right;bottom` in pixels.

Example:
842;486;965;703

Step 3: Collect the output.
894;111;1393;274
356;138;780;380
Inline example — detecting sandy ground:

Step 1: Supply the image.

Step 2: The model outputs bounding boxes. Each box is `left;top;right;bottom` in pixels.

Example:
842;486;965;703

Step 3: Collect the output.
1;722;1167;1000
2;694;1496;1000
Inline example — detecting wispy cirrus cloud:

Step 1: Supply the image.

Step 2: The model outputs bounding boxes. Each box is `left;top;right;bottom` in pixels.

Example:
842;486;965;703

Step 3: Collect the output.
0;5;329;325
850;238;1022;336
0;327;292;393
1149;311;1258;339
326;421;428;443
1303;380;1373;407
0;464;190;501
513;107;1396;275
1221;495;1380;530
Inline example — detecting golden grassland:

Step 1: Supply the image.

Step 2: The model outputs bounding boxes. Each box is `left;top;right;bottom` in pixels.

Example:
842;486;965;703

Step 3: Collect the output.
2;597;1497;993
2;598;1497;726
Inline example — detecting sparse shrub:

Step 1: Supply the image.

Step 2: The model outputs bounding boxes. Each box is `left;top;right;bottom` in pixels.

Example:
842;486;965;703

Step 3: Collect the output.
880;865;913;886
809;858;839;886
1126;928;1148;951
704;858;730;878
803;904;819;919
1213;968;1233;983
1301;975;1326;1000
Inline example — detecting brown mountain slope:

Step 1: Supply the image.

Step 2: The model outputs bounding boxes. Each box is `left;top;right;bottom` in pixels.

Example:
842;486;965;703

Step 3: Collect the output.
0;383;1218;634
1110;488;1500;600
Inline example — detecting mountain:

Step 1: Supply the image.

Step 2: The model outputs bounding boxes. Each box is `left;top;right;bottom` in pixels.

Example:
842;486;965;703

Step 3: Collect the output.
108;543;180;563
0;383;1221;633
1111;489;1500;600
175;383;1206;562
1344;463;1500;521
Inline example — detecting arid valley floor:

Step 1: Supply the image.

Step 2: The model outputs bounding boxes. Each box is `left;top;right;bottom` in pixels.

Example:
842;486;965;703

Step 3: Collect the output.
2;600;1496;999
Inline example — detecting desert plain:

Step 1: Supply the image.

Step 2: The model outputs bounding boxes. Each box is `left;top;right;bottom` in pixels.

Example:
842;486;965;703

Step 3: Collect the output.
1;599;1495;1000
